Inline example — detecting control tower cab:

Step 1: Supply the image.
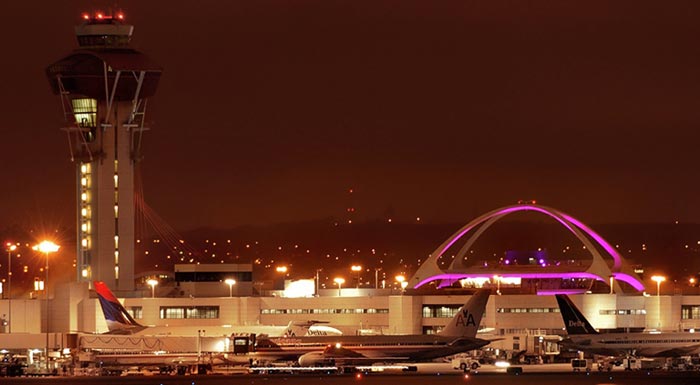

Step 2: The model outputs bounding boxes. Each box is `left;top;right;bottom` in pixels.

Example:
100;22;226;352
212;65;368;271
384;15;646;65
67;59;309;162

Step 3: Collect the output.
46;12;162;292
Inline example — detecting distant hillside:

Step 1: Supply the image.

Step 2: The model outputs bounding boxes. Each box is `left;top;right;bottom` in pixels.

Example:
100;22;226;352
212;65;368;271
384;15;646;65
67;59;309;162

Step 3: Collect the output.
2;220;697;295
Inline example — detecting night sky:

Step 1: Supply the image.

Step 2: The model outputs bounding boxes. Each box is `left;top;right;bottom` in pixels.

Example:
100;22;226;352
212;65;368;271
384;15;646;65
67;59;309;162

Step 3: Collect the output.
2;0;700;232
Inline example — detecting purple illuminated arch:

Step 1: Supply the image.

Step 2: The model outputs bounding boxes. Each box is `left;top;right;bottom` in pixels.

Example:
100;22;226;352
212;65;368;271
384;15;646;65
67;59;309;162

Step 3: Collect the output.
435;204;621;270
410;204;645;292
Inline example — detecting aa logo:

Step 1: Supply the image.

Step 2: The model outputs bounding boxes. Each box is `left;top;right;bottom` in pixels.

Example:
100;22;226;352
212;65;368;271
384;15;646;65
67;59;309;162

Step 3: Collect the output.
456;309;476;327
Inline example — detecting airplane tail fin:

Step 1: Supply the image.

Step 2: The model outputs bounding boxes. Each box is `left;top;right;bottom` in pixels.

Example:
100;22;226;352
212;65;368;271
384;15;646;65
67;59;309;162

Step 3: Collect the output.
93;281;144;334
438;289;490;338
555;294;599;335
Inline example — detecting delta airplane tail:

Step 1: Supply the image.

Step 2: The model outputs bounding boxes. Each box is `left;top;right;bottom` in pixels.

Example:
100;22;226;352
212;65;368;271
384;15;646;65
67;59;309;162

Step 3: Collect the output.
438;289;490;338
94;281;146;334
555;294;599;335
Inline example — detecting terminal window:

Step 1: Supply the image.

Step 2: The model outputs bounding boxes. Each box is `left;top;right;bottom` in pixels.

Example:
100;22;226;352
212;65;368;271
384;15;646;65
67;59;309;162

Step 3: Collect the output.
422;305;461;318
127;306;142;319
681;305;700;320
160;306;220;319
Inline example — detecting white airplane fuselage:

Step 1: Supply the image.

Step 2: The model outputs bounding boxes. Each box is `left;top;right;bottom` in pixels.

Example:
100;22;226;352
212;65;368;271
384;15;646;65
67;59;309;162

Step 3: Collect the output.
566;332;700;357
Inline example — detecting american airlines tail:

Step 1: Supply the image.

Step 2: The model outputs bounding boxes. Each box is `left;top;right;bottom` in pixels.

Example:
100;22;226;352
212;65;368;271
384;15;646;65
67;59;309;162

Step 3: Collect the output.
438;289;490;338
555;294;599;335
94;280;146;334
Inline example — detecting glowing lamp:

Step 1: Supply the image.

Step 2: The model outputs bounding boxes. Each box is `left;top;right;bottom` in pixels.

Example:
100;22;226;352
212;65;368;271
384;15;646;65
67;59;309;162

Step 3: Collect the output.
224;278;236;297
333;277;345;296
651;275;666;296
147;279;158;298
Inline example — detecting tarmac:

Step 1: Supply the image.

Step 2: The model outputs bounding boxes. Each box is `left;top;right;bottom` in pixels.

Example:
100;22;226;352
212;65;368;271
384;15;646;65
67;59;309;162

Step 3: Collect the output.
2;363;700;385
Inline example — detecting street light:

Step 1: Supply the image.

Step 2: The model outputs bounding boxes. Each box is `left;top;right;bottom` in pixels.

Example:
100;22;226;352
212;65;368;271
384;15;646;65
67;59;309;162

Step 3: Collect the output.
334;277;345;296
224;278;236;297
351;265;362;288
493;275;501;295
651;275;666;297
33;240;59;371
6;243;17;333
395;275;408;294
147;279;158;298
275;266;288;291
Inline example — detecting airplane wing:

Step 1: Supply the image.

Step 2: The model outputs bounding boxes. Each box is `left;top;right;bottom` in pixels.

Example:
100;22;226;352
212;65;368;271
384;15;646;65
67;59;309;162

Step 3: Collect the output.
298;350;411;366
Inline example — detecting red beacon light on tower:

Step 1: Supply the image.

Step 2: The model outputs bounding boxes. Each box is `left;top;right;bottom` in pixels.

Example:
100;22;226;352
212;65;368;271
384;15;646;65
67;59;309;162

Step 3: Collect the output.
80;11;126;23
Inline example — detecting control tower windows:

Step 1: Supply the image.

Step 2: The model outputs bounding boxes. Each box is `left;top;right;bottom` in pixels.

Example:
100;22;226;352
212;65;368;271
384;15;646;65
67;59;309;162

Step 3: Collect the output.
72;98;97;142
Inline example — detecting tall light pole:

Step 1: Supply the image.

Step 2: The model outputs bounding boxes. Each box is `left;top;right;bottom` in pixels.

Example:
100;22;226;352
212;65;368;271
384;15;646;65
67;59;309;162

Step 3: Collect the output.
374;267;382;289
651;275;666;297
651;275;666;330
315;269;322;296
351;265;362;288
147;279;158;298
275;266;288;291
6;243;16;333
224;278;236;297
334;277;345;296
33;240;59;371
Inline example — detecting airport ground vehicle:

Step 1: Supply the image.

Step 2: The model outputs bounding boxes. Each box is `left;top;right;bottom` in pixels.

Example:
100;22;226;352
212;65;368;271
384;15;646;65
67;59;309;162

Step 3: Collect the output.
571;358;591;372
452;357;480;372
622;357;663;371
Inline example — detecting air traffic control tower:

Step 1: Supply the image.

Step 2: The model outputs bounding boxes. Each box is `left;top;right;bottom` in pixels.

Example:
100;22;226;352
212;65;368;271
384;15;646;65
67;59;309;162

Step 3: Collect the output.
46;12;162;292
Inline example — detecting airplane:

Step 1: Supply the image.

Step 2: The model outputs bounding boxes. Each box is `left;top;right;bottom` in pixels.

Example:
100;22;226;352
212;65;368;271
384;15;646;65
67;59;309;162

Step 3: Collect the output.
94;280;341;337
555;294;700;357
251;289;492;366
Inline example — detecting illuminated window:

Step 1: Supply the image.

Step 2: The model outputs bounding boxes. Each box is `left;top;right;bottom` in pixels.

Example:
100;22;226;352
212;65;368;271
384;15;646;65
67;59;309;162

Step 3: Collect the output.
682;305;700;320
160;306;220;319
72;98;97;128
72;98;97;142
127;307;143;319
